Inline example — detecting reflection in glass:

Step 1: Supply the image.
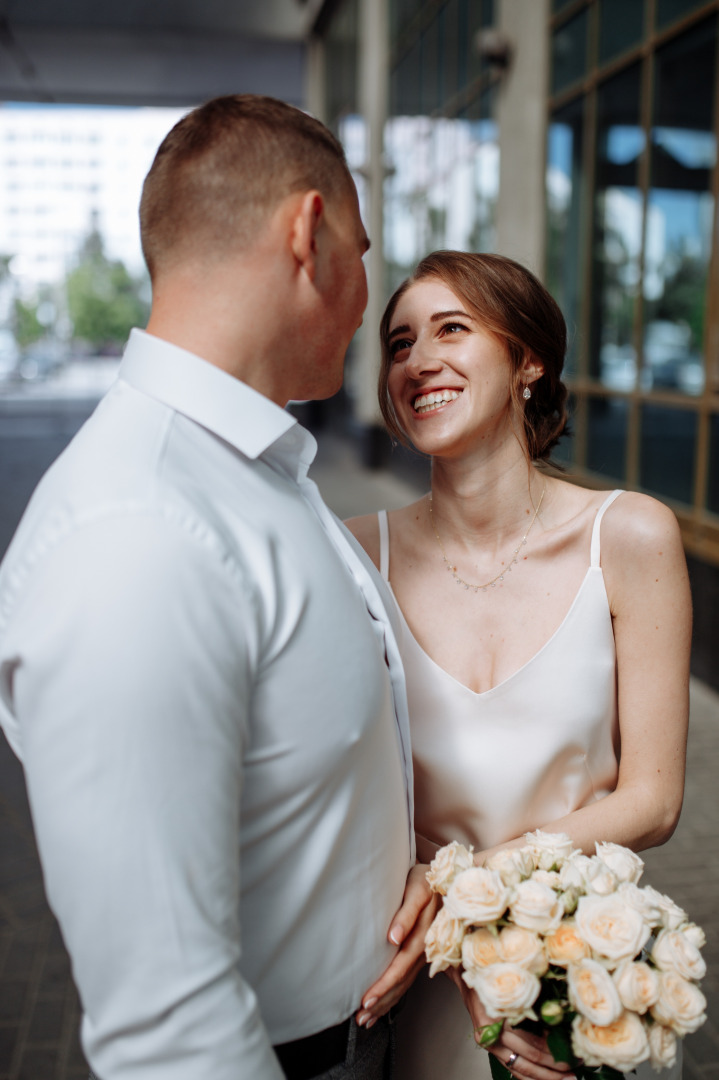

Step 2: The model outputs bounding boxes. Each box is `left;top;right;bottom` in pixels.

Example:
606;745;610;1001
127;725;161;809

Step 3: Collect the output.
383;116;498;292
547;98;584;375
656;0;707;30
643;17;716;396
590;65;644;391
707;415;719;515
599;0;644;63
552;10;589;94
640;405;697;504
587;396;628;481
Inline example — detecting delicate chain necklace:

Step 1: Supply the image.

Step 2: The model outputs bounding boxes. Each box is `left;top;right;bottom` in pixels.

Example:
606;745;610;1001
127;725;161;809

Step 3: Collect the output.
428;485;546;593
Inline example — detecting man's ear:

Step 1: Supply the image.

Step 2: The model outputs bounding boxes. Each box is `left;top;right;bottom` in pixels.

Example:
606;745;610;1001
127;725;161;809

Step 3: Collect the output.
290;190;325;283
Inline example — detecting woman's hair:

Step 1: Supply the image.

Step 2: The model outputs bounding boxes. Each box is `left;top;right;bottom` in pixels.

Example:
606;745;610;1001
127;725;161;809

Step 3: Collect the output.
140;94;352;281
378;251;570;462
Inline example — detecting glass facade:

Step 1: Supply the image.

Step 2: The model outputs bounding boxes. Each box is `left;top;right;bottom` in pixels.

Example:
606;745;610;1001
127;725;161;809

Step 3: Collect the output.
548;0;719;562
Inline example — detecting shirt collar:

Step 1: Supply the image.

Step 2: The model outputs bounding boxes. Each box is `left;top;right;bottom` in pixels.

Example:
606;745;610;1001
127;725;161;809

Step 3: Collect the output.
118;329;317;474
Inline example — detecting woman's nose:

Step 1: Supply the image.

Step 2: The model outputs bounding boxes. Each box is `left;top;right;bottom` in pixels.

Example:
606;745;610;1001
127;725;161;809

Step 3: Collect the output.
405;340;443;378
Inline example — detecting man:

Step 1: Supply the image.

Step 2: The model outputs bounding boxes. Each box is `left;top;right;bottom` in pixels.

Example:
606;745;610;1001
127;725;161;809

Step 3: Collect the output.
0;96;429;1079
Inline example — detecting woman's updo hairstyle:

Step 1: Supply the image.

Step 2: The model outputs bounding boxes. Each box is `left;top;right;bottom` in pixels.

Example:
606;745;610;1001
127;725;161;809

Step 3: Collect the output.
378;251;570;463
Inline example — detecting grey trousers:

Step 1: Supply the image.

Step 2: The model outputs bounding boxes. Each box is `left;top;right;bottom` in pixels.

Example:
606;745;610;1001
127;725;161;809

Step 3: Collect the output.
87;1012;395;1080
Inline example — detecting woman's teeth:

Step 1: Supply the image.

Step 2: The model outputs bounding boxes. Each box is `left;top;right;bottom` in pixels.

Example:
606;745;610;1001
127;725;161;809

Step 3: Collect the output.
413;389;461;414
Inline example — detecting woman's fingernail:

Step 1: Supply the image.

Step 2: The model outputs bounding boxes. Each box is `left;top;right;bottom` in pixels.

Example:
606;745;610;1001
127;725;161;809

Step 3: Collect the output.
389;924;405;945
363;997;377;1010
366;1017;377;1030
357;1011;370;1026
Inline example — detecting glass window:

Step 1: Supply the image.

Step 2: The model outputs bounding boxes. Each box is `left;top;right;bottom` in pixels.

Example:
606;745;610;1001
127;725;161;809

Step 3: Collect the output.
707;414;719;515
391;38;422;115
553;0;579;12
587;396;628;481
421;17;441;114
656;0;708;31
552;10;589;94
590;65;644;391
442;0;461;103
639;405;697;503
642;17;716;397
326;0;359;123
599;0;644;63
547;97;585;376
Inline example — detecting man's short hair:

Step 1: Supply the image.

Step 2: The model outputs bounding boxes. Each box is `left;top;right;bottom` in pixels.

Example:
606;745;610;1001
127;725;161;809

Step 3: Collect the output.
139;94;352;279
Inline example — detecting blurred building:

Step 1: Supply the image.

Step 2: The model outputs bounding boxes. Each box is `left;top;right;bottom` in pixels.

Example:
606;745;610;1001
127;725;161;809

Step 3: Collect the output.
303;0;719;687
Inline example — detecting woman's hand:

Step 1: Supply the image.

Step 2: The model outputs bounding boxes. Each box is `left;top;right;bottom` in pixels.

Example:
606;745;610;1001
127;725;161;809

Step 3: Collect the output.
447;968;575;1080
356;864;439;1027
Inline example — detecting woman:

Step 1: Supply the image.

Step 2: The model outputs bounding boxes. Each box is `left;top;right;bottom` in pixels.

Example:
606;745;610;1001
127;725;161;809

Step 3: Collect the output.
347;252;691;1080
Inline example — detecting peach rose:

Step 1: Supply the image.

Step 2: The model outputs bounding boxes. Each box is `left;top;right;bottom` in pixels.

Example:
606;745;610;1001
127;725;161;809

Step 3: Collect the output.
545;920;591;967
426;841;475;896
445;867;511;926
571;1011;650;1071
463;962;541;1025
612;960;660;1014
509;879;564;934
652;928;707;982
425;905;464;977
568;958;623;1026
575;894;651;967
462;927;502;976
498;925;548;976
651;970;707;1036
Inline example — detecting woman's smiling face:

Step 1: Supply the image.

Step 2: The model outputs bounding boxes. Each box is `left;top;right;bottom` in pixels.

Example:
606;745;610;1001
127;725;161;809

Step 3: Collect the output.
386;277;516;457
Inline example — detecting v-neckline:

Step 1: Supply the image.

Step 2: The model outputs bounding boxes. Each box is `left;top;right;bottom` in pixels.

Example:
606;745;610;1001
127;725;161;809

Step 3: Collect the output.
388;566;600;699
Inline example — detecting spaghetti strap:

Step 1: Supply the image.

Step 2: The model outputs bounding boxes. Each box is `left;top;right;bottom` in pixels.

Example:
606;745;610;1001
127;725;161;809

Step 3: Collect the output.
378;509;390;581
590;490;625;568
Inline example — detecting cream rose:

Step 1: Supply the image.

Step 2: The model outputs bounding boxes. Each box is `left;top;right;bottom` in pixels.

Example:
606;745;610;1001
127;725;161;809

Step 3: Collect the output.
426;841;475;896
560;852;595;891
425;905;464;977
524;830;574;871
567;958;623;1025
498;925;548;976
683;922;707;950
445;867;511;926
485;847;535;887
571;1011;650;1072
584;860;619;897
462;927;502;976
616;882;664;929
648;1023;678;1071
651;971;707;1036
642;885;687;931
509;879;564;934
612;960;660;1014
463;961;541;1025
652;928;707;981
531;869;562;891
575;894;651;967
545;920;591;967
594;841;644;884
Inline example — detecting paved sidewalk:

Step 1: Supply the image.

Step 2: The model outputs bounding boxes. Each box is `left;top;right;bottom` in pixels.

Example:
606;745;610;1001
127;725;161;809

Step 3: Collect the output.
0;429;716;1078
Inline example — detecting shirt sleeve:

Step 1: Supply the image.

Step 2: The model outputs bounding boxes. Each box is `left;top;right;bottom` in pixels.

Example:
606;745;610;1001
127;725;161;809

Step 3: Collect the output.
5;512;285;1079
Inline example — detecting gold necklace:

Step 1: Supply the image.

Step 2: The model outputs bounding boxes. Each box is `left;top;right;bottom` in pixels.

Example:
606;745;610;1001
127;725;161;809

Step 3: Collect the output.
428;485;546;593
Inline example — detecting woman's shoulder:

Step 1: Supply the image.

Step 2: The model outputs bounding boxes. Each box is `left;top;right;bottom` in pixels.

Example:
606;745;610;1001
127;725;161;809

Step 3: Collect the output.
345;498;427;571
599;489;682;552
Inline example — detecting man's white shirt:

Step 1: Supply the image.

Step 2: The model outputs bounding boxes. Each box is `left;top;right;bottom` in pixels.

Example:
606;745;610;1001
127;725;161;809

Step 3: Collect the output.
0;329;414;1079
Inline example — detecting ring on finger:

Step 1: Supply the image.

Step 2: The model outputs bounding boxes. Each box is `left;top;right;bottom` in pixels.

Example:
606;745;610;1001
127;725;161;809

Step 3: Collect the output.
507;1051;519;1070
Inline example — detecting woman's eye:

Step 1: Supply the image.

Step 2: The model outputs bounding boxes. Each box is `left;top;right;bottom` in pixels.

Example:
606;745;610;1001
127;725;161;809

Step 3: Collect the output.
441;322;467;336
390;338;413;357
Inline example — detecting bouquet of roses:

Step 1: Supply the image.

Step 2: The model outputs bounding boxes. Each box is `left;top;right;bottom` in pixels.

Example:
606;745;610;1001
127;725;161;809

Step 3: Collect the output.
424;831;707;1079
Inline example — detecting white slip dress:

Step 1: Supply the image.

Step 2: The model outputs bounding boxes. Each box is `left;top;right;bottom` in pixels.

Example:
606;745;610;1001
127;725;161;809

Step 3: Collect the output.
377;490;681;1080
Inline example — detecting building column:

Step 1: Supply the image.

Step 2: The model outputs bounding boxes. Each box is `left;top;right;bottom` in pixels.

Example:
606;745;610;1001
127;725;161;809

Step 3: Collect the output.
495;0;550;279
356;0;389;463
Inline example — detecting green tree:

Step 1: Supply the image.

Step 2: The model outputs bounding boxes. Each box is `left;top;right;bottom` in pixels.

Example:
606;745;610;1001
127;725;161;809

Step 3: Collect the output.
66;226;149;351
13;298;44;348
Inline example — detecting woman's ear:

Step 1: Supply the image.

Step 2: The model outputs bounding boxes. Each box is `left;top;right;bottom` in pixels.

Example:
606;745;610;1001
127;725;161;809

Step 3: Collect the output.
521;354;545;386
290;190;325;283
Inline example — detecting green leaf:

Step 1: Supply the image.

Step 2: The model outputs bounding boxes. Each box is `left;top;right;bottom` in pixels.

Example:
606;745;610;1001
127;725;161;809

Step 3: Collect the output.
477;1021;503;1048
546;1026;574;1065
489;1055;512;1080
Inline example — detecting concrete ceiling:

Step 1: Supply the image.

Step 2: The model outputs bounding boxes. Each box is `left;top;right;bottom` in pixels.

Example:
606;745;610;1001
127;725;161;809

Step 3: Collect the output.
0;0;326;107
